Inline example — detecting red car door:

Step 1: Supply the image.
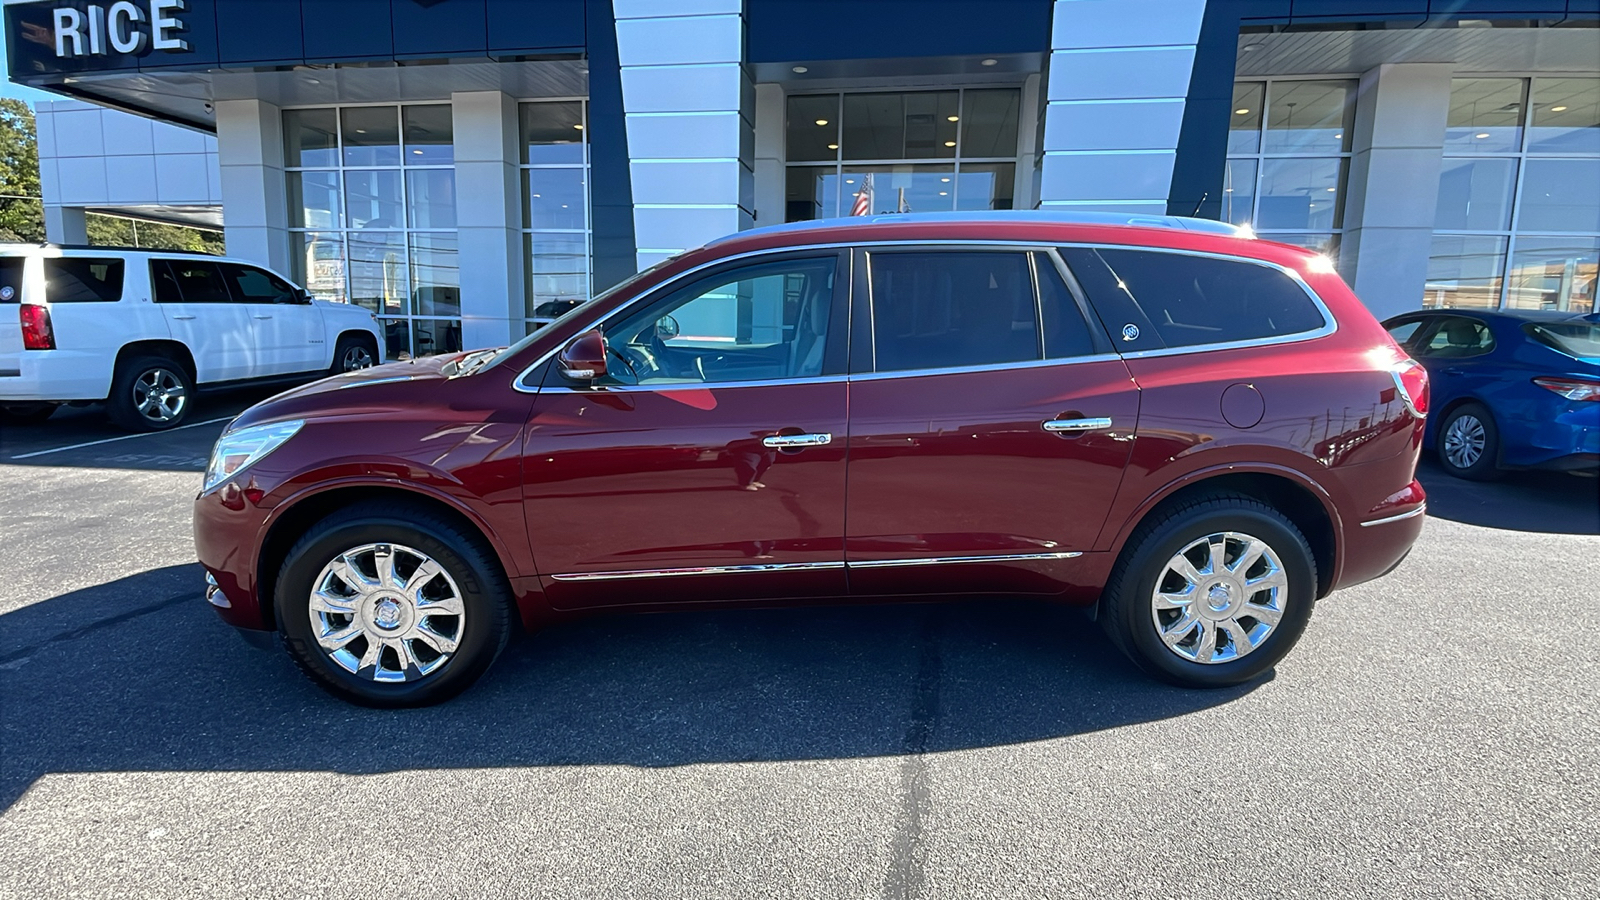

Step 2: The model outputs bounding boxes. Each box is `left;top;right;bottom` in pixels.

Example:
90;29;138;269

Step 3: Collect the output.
522;251;851;609
845;247;1141;597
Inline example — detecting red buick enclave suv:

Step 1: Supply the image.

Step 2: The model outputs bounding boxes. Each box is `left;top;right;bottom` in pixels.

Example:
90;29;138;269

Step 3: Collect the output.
195;212;1429;707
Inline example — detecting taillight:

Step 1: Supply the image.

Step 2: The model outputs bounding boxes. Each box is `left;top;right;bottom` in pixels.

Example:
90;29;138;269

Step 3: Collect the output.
19;303;54;350
1391;359;1429;417
1533;376;1600;402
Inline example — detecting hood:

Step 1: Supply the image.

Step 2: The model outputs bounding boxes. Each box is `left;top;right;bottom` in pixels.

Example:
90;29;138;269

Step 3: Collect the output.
226;354;464;432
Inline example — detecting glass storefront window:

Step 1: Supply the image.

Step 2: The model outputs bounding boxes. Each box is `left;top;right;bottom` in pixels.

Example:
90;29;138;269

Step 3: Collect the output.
1226;79;1355;265
1445;78;1526;155
784;88;1022;221
1228;83;1264;155
1426;235;1508;310
1435;158;1516;232
286;104;460;357
1506;237;1599;314
1518;159;1600;233
1256;158;1346;231
1527;78;1600;155
521;100;592;333
1263;80;1354;155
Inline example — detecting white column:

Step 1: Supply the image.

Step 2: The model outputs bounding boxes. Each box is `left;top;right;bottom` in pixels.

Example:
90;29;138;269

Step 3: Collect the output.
43;206;88;244
452;91;524;350
1039;0;1205;214
1341;63;1454;320
1016;73;1042;209
214;99;291;272
752;82;785;227
615;0;752;269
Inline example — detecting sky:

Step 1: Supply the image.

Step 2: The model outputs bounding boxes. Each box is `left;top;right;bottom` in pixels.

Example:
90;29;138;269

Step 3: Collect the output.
0;38;66;104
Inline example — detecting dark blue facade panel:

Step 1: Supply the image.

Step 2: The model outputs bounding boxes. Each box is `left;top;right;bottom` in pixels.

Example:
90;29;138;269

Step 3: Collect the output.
137;0;220;69
746;0;1053;63
216;0;306;65
487;0;586;56
302;0;393;61
1289;1;1426;17
393;0;486;58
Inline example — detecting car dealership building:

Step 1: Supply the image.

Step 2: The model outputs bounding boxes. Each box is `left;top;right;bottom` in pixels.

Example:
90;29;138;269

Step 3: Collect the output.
6;0;1597;357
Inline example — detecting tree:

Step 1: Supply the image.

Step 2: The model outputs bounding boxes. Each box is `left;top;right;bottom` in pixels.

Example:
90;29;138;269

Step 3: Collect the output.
0;99;44;243
86;213;225;255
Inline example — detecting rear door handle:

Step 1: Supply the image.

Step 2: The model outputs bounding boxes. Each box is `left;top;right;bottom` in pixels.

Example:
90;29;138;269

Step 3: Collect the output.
1042;417;1112;433
171;314;196;320
763;433;832;449
254;314;274;320
1442;367;1465;376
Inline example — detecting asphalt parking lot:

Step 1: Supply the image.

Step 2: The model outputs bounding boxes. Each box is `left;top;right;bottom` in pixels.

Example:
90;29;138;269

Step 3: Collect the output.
1;391;1596;898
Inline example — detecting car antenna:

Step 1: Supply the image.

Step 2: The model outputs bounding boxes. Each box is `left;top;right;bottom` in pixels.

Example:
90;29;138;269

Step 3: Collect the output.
1189;192;1209;218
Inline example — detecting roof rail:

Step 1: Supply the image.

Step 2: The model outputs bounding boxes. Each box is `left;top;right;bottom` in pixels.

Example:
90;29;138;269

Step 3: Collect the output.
37;243;219;255
709;210;1253;247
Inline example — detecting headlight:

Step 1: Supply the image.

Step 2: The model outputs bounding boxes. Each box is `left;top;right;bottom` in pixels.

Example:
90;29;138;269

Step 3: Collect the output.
204;420;304;492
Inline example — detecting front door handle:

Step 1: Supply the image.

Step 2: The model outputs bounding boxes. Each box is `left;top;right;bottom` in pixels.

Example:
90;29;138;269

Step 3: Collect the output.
254;314;274;320
763;433;832;449
171;314;196;320
1042;417;1112;434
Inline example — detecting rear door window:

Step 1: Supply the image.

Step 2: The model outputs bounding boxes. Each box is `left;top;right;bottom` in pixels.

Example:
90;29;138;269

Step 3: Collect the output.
44;258;124;303
1419;316;1495;358
1385;317;1432;353
219;263;297;303
867;251;1040;372
152;260;233;303
1059;247;1326;351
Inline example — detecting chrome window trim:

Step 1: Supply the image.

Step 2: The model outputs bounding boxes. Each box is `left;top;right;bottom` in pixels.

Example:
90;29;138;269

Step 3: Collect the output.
847;353;1122;382
548;551;1084;581
1359;505;1427;528
513;238;1339;393
848;551;1083;568
550;561;846;581
537;375;849;394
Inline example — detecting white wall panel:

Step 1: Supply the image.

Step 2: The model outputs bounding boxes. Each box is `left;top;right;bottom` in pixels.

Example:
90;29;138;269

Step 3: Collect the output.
1047;47;1197;101
620;64;743;113
1051;0;1206;50
105;155;158;204
1043;99;1187;152
101;112;155;157
1038;151;1177;202
615;14;741;66
56;157;108;205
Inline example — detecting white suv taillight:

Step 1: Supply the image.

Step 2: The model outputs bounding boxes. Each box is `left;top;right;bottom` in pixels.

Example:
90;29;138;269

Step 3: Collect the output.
1391;359;1429;418
19;303;54;350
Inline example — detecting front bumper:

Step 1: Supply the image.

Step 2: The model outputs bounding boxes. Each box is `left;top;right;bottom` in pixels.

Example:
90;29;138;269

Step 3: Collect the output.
195;482;274;633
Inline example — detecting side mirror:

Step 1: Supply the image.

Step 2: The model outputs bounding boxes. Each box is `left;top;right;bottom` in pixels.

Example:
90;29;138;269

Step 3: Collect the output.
558;329;607;383
295;288;315;305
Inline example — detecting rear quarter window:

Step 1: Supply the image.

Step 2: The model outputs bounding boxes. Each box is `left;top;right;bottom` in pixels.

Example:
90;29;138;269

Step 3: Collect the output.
0;257;21;303
1524;321;1600;359
44;258;125;303
1060;247;1327;351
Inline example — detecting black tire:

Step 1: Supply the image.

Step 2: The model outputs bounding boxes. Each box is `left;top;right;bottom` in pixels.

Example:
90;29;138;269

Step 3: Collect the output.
0;402;58;425
1436;402;1503;482
330;333;379;375
1100;494;1318;688
275;501;513;707
106;355;193;432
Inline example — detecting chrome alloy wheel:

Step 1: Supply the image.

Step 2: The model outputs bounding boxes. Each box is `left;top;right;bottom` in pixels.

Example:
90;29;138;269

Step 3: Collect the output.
340;344;375;372
1150;531;1287;665
133;367;187;424
1443;413;1487;470
308;543;465;683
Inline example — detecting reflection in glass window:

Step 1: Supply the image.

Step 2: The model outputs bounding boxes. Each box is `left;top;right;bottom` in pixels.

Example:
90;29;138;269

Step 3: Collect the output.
1263;80;1355;155
341;107;401;168
1221;158;1256;226
1425;235;1507;310
520;101;586;165
343;169;404;230
1518;159;1600;233
1506;238;1599;314
1528;78;1600;155
403;105;453;165
406;170;457;230
1445;78;1526;155
283;108;337;168
348;232;407;317
409;233;460;318
1435;158;1516;232
293;232;345;304
784;89;1021;221
288;170;340;229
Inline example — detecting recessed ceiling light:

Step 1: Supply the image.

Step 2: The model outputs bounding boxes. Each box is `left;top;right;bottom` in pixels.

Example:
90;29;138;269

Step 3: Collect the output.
980;58;997;66
827;143;838;150
412;149;422;155
947;116;959;122
305;78;320;85
1326;187;1336;192
355;129;367;134
940;177;950;182
815;119;829;126
1551;105;1568;111
1235;108;1250;115
943;140;956;147
1475;132;1490;138
1241;42;1264;52
845;179;855;184
792;66;808;74
938;191;948;196
1335;133;1342;139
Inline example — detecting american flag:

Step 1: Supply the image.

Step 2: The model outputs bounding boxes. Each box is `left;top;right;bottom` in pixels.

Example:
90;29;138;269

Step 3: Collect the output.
849;174;873;216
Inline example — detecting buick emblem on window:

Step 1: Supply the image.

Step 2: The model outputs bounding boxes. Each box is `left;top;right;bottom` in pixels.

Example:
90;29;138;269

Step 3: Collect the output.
1121;324;1140;341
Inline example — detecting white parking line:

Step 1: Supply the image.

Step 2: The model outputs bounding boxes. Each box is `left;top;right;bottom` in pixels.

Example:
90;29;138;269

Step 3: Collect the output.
5;416;234;461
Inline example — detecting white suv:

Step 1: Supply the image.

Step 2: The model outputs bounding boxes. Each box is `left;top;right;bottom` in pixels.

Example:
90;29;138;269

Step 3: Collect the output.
0;245;383;431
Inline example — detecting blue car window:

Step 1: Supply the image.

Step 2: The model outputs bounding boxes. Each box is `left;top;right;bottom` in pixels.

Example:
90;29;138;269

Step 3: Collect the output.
1422;317;1495;359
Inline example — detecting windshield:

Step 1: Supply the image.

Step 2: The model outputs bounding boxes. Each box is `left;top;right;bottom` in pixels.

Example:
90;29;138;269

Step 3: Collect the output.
1524;321;1600;360
481;258;677;372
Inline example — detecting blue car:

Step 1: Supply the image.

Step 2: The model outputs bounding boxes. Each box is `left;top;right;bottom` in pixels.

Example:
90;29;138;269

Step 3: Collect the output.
1382;309;1600;480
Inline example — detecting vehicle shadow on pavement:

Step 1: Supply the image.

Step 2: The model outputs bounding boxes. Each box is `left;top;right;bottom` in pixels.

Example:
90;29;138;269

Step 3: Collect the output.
0;563;1262;811
1416;458;1600;535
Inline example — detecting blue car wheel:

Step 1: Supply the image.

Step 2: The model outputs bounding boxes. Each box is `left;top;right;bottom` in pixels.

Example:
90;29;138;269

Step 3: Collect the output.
1439;402;1504;481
